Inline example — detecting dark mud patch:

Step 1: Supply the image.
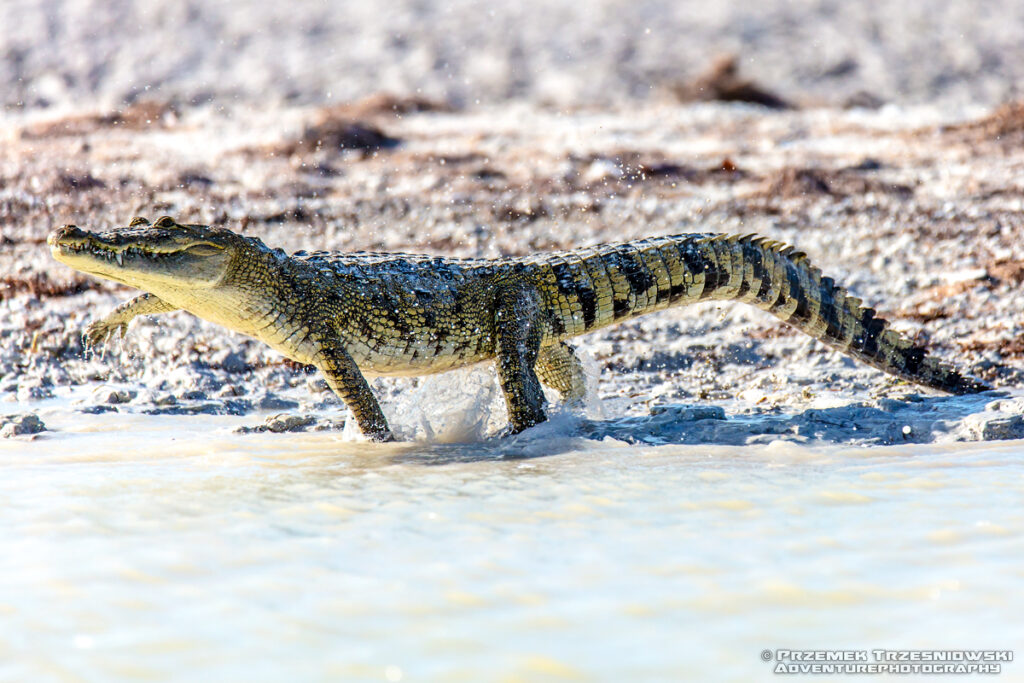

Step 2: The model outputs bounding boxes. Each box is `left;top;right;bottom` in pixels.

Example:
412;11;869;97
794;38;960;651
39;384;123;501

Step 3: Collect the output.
940;100;1024;145
173;170;216;190
284;118;401;155
0;273;100;300
582;151;747;183
670;55;791;110
753;166;913;200
324;92;454;118
548;151;751;201
253;93;448;159
50;171;107;193
898;258;1024;323
986;259;1024;286
958;337;1024;361
21;101;178;139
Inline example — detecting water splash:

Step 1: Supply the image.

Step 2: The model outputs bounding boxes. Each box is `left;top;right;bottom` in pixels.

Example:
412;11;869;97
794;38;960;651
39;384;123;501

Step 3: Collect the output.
578;347;606;421
353;365;507;443
340;354;606;444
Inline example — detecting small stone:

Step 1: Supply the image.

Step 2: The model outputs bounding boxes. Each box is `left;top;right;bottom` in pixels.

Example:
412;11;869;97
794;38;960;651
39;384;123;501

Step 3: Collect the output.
314;418;346;431
234;414;315;434
265;414;315;433
222;399;253;415
81;405;118;414
648;404;726;420
210;349;249;373
1;414;47;437
960;413;1024;441
16;379;54;402
153;393;178;406
307;377;330;393
875;398;908;413
97;388;135;404
977;415;1024;440
986;398;1024;415
257;393;300;411
181;389;208;401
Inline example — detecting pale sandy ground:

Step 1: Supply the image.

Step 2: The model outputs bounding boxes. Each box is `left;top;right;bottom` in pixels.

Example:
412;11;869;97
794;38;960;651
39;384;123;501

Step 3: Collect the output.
1;0;1023;443
4;0;1024;109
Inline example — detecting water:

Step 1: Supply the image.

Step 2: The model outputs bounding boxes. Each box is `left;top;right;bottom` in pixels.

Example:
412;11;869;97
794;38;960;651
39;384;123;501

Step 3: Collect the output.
2;403;1023;681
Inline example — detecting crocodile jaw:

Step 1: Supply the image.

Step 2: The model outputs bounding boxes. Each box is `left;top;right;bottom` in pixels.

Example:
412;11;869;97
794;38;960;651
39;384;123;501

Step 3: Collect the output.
48;223;230;291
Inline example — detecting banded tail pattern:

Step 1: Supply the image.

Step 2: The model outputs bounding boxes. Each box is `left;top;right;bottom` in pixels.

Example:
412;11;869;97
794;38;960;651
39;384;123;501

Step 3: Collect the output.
526;234;989;395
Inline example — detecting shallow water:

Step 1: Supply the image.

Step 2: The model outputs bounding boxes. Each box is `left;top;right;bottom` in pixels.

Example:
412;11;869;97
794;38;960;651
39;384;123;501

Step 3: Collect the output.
2;404;1023;682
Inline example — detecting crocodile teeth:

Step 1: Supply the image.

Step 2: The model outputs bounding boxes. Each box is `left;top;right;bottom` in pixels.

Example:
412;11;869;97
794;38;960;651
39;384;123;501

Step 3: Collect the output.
116;252;123;266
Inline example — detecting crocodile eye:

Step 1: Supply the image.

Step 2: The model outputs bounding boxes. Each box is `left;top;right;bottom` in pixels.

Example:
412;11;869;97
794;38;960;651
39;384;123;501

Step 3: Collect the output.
154;216;178;228
129;216;150;227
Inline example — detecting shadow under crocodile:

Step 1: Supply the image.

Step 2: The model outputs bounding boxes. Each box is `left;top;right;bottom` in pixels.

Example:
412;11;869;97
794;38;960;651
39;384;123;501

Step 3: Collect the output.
388;391;1012;465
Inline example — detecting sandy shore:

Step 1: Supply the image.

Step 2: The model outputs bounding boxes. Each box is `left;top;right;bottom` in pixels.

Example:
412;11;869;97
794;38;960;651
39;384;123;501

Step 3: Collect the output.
2;95;1022;444
2;0;1024;443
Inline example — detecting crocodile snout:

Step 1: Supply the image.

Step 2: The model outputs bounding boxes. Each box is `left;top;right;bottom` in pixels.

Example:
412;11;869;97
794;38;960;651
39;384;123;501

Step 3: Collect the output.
47;224;88;248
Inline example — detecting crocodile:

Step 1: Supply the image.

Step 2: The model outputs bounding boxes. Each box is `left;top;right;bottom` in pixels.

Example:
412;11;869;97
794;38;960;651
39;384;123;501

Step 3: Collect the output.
48;216;989;441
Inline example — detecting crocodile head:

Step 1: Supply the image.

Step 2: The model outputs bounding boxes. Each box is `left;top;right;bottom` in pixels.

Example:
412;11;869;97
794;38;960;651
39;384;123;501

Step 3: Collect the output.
48;216;244;290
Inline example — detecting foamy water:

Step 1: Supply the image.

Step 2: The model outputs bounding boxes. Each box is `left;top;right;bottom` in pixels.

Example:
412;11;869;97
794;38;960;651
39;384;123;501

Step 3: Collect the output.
2;396;1023;682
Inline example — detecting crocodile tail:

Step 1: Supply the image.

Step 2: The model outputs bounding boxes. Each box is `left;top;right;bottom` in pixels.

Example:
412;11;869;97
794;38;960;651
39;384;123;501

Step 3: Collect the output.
543;233;988;395
691;234;990;394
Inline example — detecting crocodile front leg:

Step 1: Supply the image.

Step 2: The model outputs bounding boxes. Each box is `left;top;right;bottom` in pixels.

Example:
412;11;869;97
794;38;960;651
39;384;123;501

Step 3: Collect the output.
312;331;394;442
85;293;180;346
494;285;547;433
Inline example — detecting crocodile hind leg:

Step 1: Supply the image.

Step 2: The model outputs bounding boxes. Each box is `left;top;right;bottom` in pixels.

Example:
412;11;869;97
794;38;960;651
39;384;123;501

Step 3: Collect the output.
85;293;179;346
494;286;547;433
536;341;586;404
312;333;394;442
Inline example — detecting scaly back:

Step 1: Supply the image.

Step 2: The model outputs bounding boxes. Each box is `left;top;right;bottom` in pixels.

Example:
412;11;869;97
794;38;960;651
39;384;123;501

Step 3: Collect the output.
521;234;988;395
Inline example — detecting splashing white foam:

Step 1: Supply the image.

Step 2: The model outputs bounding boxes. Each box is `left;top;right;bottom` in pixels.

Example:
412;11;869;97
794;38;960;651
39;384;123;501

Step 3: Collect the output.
578;347;606;421
340;352;605;444
390;365;505;442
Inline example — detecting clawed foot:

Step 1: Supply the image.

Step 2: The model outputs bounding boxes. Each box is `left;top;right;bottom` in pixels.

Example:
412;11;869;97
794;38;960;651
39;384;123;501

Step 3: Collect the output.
83;317;128;348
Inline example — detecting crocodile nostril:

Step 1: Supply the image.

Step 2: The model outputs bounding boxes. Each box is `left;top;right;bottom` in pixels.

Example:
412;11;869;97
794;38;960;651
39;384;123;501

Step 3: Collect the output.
47;224;87;245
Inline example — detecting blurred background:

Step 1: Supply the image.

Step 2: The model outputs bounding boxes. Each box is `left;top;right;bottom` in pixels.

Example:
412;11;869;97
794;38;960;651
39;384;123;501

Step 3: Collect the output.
3;0;1023;111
